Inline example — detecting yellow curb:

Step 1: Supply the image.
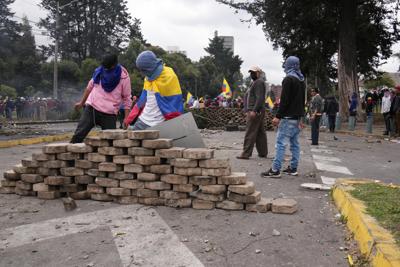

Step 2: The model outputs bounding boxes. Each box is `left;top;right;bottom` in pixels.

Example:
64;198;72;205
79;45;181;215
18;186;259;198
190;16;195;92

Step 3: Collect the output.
332;179;400;267
0;132;98;149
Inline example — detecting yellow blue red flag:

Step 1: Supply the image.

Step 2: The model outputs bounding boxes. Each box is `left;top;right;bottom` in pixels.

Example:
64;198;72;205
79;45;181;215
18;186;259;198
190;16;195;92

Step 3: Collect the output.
221;78;232;98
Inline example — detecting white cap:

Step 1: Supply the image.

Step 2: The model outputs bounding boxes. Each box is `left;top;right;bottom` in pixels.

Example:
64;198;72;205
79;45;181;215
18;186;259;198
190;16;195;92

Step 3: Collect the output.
248;66;262;72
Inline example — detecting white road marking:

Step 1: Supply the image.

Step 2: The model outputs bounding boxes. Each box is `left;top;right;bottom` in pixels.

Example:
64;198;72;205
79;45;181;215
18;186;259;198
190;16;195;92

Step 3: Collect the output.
0;205;204;267
312;155;341;163
321;176;337;185
314;162;353;175
311;148;334;154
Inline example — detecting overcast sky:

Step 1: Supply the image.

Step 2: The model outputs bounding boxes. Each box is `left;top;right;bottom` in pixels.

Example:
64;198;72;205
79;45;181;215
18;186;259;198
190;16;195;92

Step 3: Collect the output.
10;0;400;85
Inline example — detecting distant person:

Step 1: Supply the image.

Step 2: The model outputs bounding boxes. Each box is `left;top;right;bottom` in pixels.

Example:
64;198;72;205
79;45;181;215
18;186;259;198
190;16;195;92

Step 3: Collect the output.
309;88;323;145
325;96;339;133
348;92;358;131
381;89;392;135
391;88;400;137
237;66;268;160
71;54;132;143
261;56;305;178
124;51;183;129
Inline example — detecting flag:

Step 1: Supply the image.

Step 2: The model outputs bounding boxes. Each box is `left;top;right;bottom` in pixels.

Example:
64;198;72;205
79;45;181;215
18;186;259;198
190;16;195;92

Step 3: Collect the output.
221;78;232;98
265;96;274;108
186;92;194;105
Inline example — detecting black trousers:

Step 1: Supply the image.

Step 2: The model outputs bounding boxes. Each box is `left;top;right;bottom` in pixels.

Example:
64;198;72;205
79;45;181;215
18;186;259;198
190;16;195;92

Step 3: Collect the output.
383;112;391;134
71;105;116;143
311;115;321;145
328;114;336;132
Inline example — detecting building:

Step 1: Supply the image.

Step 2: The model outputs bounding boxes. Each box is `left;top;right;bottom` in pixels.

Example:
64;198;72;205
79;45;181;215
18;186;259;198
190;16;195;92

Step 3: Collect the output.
214;31;234;53
166;46;187;56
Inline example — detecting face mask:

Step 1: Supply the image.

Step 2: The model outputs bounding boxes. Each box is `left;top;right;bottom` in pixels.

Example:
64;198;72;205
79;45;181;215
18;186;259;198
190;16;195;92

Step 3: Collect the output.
250;72;258;81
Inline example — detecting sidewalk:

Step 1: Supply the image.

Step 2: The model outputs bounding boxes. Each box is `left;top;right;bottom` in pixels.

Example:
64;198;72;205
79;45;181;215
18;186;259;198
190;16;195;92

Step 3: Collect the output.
325;122;399;141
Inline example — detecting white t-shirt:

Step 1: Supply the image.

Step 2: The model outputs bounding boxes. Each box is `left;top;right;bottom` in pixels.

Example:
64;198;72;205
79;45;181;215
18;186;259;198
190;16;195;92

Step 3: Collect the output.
139;90;165;126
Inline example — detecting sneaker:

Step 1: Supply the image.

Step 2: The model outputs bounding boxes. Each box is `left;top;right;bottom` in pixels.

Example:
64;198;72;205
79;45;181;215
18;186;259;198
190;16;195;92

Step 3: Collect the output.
260;168;281;178
282;166;298;176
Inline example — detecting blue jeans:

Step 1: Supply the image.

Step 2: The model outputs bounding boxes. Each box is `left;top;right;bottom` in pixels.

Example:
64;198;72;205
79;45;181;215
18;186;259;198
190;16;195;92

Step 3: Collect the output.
272;119;301;171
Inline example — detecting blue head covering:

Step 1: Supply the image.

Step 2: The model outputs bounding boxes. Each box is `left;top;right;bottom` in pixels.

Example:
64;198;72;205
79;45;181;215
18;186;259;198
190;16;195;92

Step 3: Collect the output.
136;50;164;81
92;64;122;93
283;56;304;81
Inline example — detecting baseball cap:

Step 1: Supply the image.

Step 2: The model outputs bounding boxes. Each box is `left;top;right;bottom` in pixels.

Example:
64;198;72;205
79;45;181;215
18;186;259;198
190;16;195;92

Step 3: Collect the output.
248;66;262;72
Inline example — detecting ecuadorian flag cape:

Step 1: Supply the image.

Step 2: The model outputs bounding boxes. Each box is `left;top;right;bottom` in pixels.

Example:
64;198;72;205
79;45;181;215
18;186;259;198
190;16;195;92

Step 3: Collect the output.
125;66;183;125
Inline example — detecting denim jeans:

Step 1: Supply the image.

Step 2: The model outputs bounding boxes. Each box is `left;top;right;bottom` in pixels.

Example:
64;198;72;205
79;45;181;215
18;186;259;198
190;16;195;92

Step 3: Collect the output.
272;119;301;171
130;118;151;130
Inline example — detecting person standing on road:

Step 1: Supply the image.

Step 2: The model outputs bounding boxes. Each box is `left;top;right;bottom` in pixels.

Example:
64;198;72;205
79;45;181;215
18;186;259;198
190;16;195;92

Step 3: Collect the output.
261;56;305;178
236;66;268;160
71;54;132;143
391;89;400;137
381;89;392;135
348;92;358;131
309;88;323;145
325;96;339;133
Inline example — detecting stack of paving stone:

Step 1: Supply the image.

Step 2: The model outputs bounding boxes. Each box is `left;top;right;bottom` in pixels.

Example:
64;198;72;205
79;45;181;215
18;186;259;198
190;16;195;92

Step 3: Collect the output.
0;129;297;213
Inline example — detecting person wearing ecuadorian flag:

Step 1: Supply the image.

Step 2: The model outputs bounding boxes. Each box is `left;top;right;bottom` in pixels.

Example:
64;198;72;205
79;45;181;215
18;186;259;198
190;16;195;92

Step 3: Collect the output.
124;51;183;130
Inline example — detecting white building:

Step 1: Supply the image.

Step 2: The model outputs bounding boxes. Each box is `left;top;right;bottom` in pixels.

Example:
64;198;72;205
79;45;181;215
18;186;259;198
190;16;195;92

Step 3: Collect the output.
166;46;187;56
214;31;234;53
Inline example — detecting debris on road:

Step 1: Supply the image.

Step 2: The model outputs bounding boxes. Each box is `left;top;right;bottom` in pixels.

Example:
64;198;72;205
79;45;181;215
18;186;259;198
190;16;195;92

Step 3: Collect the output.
272;229;281;236
300;183;332;191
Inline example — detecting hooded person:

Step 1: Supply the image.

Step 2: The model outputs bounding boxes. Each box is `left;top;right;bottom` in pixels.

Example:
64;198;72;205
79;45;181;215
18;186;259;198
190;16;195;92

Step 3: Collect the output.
70;54;132;143
124;50;183;130
261;56;305;178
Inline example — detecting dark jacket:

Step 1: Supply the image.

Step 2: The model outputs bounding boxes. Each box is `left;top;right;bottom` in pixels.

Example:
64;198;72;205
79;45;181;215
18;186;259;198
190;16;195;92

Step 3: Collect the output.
276;76;305;119
245;78;266;113
325;97;339;116
391;95;400;114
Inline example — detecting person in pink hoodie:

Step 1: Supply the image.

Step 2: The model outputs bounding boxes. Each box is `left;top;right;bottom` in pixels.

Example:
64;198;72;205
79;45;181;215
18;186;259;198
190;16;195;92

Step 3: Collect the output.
71;54;132;143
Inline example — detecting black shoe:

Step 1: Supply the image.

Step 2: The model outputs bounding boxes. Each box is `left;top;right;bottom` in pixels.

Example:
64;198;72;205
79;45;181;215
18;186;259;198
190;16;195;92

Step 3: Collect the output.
282;166;298;176
383;132;389;136
260;168;281;178
258;154;267;158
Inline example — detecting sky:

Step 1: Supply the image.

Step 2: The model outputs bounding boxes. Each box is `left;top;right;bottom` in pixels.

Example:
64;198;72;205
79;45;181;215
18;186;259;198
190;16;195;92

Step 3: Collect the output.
10;0;400;85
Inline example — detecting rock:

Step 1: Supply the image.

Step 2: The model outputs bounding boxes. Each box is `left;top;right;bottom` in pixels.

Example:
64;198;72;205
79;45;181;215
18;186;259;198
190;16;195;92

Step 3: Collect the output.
272;229;281;236
218;172;247;185
246;198;273;213
63;197;77;211
183;148;214;159
271;198;298;214
215;200;244;210
255;249;261;254
170;158;198;168
228;182;255;195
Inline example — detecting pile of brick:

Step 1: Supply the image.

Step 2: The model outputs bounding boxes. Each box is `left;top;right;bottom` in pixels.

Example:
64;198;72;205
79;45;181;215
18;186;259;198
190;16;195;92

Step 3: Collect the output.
0;129;297;213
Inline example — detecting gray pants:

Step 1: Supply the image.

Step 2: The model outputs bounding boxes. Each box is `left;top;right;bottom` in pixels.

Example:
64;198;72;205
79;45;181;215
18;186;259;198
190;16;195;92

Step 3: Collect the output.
130;118;151;130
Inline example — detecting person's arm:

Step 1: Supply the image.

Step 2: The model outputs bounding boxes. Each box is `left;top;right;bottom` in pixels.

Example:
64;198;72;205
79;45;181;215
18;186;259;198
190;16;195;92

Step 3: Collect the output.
75;79;94;110
121;76;132;127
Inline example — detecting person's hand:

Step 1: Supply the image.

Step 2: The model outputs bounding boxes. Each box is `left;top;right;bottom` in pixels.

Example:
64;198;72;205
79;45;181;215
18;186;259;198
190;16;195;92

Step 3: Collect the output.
299;121;305;130
272;117;280;126
74;102;84;110
248;111;257;119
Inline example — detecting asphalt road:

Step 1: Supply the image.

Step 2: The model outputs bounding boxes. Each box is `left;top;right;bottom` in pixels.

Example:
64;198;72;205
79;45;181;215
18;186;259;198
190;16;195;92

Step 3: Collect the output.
0;129;398;266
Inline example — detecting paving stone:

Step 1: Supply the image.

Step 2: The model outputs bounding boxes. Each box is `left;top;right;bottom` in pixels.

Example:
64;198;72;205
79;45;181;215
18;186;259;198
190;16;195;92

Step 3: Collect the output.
75;175;94;184
170;158;198;168
202;168;231;177
37;168;58;176
21;174;44;183
3;170;20;181
161;174;188;184
60;167;84;176
87;169;107;177
15;188;36;196
16;180;33;191
42;143;69;154
135;156;161;165
142;139;173;149
108;172;135;180
113;155;134;164
124;164;144;173
218;172;247;185
173;184;197;193
113;139;141;148
99;129;127;140
32;153;56;161
13;164;36;174
246;198;273;213
37;191;61;200
137;173;159;181
98;147;124;156
75;160;93;169
183;148;214;160
155;147;185;158
165;198;192;208
200;185;226;194
87;153;107;162
114;196;138;204
87;184;105;194
42;160;68;169
137;188;159;198
91;193;113;202
95;178;119;188
150;165;172;174
199;158;230;169
0;186;15;194
228;191;261;204
271;198;298;214
1;180;16;187
84;136;110;147
61;184;84;193
192;199;215;210
120;180;145;189
70;191;91;200
195;192;225;202
144;181;172;190
216;200;244;210
189;176;216;186
174;167;202;176
106;187;131;196
57;152;80;161
138;197;165;206
67;143;93;153
128;147;154;156
44;176;72;185
98;162;122;172
128;130;159;140
228;182;255;195
160;190;188;200
21;159;39;168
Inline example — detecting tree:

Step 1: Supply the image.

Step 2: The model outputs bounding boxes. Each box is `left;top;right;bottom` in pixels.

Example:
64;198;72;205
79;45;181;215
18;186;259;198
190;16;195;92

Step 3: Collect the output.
80;58;99;83
364;73;395;89
0;84;17;98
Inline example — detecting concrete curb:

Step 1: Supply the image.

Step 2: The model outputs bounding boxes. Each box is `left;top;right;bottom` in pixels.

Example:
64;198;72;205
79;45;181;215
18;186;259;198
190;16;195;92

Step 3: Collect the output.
332;179;400;267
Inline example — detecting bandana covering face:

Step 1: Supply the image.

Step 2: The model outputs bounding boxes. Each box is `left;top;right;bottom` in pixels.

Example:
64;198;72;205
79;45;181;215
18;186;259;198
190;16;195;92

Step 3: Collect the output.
136;51;164;81
92;64;122;93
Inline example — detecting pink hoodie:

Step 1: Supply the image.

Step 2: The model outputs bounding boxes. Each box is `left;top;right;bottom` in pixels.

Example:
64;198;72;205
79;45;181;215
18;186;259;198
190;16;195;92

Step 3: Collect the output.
85;66;132;115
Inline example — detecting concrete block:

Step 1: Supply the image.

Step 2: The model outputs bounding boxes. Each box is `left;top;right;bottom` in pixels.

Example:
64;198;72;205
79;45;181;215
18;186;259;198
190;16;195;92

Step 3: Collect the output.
170;158;198;168
13;164;36;174
108;172;135;180
135;156;161;166
0;186;15;194
42;143;69;154
165;199;191;208
114;196;138;204
42;160;68;169
161;174;188;184
60;167;84;176
33;183;58;192
138;197;165;206
84;136;110;147
16;180;32;191
216;200;244;210
137;173;159;181
183;148;214;159
192;199;215;210
0;180;16;187
149;165;172;174
32;153;56;161
70;191;91;200
120;180;145;190
98;162;122;172
113;155;134;164
37;168;58;176
128;130;159;140
38;191;61;200
75;175;94;184
113;139;140;148
67;143;93;153
60;184;85;193
124;164;144;173
155;147;185;158
128;147;154;156
15;187;36;196
228;191;261;204
144;181;171;190
142;139;173;149
106;187;131;196
173;184;197;193
99;129;127;140
3;170;20;181
98;147;124;156
160;190;188;200
228;182;255;195
95;178;119;188
174;167;202;176
246;198;273;213
200;185;226;194
199;158;230;169
271;198;298;214
87;184;105;194
189;176;216;186
75;160;93;169
87;169;107;177
57;152;80;161
44;176;72;185
218;172;247;185
195;192;225;202
202;168;231;177
137;188;158;198
91;193;114;202
21;159;39;168
21;174;44;183
87;153;107;162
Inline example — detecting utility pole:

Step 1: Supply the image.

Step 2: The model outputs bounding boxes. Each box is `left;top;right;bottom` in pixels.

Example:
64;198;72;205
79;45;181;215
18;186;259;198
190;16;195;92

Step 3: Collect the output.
53;1;60;99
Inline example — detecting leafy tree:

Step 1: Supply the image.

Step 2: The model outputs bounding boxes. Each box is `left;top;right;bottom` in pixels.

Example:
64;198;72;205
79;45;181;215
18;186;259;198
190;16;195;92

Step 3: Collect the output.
41;60;81;89
80;58;99;83
364;73;395;89
0;84;17;98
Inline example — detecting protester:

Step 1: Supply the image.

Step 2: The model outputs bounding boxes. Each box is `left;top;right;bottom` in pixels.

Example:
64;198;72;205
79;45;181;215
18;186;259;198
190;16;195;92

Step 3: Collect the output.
124;50;183;129
391;88;400;137
237;66;268;160
365;96;374;133
381;89;392;135
70;54;132;143
324;96;339;133
348;92;358;131
309;88;323;145
261;56;305;178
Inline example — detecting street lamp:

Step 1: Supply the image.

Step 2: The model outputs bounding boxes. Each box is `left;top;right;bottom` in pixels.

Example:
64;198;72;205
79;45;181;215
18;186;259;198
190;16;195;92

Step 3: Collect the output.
53;0;80;99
